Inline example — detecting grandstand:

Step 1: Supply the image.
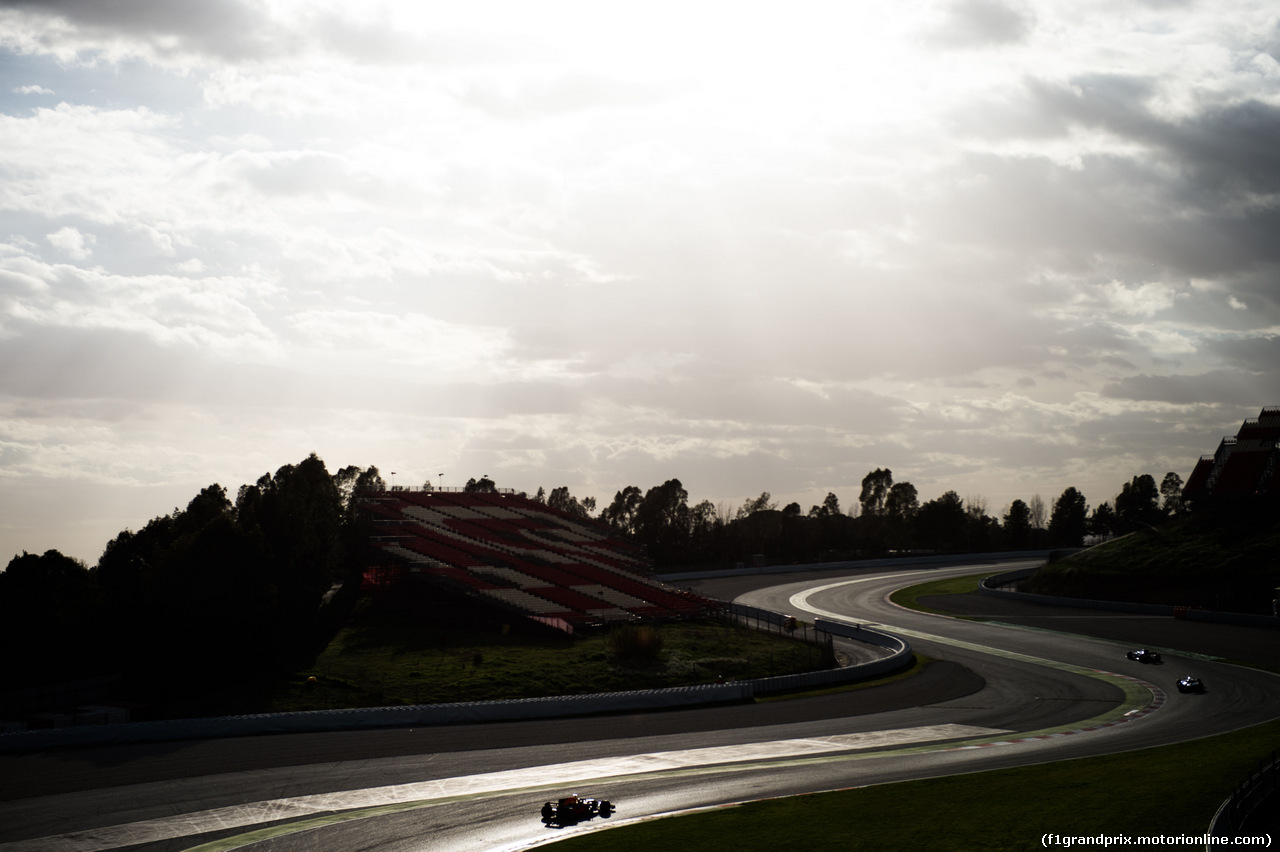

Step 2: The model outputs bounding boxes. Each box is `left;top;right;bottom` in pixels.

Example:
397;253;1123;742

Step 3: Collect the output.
1182;406;1280;502
358;489;715;634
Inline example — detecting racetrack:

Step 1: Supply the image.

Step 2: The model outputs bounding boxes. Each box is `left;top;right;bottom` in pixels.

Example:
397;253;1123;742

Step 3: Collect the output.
1;558;1276;851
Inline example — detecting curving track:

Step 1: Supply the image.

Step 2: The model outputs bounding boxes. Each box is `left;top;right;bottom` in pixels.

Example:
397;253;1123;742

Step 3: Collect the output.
1;559;1276;851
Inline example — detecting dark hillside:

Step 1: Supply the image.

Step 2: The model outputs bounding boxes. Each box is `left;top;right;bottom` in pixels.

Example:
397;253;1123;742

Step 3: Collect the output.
1021;501;1280;614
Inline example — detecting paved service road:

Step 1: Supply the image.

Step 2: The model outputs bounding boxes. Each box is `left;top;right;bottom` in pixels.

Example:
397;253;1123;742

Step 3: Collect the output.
1;559;1276;851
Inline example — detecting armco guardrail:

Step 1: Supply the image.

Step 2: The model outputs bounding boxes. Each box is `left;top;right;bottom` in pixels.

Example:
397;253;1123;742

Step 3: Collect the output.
660;551;1054;582
747;618;912;695
980;566;1175;615
979;568;1280;628
1207;748;1279;851
0;611;913;753
0;682;754;752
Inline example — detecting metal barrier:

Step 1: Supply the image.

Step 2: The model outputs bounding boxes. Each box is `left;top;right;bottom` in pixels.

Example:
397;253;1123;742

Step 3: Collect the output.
979;568;1280;628
1207;748;1279;850
0;604;913;753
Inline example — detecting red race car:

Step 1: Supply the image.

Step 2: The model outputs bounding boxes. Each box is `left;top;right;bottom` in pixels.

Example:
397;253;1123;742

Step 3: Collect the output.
541;795;615;824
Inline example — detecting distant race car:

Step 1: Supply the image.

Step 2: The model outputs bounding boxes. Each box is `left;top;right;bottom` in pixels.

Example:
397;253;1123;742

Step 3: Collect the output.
1126;649;1162;664
541;795;614;824
1177;676;1206;694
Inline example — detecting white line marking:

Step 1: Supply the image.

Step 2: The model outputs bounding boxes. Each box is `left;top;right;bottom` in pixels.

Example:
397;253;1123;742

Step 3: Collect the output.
0;725;1006;852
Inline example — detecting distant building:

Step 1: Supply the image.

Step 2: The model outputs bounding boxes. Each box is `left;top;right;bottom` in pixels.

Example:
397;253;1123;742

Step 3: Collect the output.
1182;406;1280;502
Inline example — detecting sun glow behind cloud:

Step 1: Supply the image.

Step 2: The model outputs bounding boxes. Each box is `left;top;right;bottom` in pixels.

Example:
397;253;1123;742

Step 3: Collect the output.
0;0;1278;562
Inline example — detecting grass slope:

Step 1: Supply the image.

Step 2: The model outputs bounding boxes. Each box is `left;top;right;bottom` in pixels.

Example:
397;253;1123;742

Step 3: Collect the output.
267;599;829;711
887;573;983;614
1023;503;1280;613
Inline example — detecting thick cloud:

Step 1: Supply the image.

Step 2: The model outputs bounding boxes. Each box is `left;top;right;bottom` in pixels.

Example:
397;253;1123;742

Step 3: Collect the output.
922;0;1034;49
1100;370;1276;406
945;79;1280;291
0;0;278;60
0;0;511;67
2;0;1278;562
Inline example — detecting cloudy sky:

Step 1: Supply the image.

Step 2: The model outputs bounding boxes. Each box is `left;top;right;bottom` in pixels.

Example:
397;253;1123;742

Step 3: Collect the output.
2;0;1278;564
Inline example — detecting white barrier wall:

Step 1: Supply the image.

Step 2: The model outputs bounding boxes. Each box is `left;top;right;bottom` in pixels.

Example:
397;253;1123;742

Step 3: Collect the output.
0;613;913;753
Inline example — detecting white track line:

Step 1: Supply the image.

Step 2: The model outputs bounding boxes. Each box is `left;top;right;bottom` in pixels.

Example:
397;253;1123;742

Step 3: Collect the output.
0;724;1006;852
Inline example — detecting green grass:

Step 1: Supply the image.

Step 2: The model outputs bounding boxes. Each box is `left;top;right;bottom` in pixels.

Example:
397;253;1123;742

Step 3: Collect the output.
266;602;831;711
1025;506;1280;613
887;573;984;614
543;717;1280;851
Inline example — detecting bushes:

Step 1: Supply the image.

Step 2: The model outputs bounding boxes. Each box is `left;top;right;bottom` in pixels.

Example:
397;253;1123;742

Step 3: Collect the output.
607;624;665;664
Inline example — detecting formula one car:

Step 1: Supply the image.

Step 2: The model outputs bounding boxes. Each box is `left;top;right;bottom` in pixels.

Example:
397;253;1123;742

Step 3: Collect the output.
1177;676;1206;694
1126;648;1162;664
541;795;614;824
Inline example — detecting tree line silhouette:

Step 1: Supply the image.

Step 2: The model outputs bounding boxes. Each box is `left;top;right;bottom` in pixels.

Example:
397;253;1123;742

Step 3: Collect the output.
0;454;380;711
1;457;1187;705
548;469;1189;569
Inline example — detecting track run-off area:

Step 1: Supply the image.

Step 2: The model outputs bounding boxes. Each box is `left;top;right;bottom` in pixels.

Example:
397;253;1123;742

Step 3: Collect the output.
1;559;1276;851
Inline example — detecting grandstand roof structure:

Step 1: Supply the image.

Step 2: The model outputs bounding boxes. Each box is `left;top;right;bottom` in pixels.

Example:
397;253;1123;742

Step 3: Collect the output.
358;489;714;634
1182;406;1280;502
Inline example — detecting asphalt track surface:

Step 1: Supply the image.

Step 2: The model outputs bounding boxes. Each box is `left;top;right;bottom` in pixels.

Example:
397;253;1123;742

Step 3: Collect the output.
1;559;1277;851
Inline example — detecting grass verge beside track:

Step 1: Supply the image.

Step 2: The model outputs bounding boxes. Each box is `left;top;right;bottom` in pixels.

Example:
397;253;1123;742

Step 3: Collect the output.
265;605;829;711
538;572;1279;851
541;717;1280;852
887;573;985;614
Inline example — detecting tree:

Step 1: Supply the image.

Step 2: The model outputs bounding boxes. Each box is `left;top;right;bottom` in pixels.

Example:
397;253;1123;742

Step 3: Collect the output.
176;484;233;537
1028;494;1047;531
736;492;777;520
8;453;368;709
882;482;919;550
859;469;893;517
601;486;643;535
634;479;691;564
690;499;719;532
965;494;989;522
961;494;998;551
227;454;361;679
0;550;102;685
1002;499;1032;549
885;482;918;521
1160;472;1184;517
1114;474;1161;534
808;492;842;518
464;476;497;493
547;486;594;518
1048;487;1088;547
913;491;966;552
354;465;386;494
547;486;575;514
687;499;723;562
1088;501;1117;539
333;465;362;506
